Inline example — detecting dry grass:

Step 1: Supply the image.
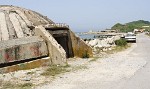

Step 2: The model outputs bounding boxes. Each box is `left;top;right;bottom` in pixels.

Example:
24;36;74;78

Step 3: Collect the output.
106;44;131;54
90;43;131;63
41;64;88;77
71;65;88;71
0;81;33;89
41;65;70;76
89;57;100;62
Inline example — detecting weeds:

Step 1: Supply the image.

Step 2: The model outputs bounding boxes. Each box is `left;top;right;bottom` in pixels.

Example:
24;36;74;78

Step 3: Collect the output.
0;82;33;89
71;65;88;71
41;64;88;77
41;65;70;76
89;57;100;62
18;83;33;89
27;71;35;75
115;39;127;46
82;51;89;58
106;43;130;54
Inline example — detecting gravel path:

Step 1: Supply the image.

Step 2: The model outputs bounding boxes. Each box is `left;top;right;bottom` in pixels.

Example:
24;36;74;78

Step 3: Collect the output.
36;33;148;89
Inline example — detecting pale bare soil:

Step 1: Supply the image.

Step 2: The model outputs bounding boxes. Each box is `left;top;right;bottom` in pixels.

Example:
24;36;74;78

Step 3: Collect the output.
36;41;146;89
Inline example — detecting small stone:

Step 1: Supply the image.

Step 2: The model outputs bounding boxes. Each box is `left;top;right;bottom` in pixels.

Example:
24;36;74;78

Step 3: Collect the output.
22;76;31;81
108;48;112;50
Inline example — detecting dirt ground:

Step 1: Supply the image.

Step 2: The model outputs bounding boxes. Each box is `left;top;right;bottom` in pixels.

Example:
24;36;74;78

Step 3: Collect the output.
1;34;148;89
35;40;146;89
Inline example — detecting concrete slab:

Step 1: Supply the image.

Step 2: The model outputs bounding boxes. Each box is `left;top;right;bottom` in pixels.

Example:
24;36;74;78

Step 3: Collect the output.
9;12;24;38
0;36;48;64
0;12;9;40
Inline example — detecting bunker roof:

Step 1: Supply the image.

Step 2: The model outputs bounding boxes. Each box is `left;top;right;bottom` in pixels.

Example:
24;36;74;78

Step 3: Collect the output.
0;5;54;41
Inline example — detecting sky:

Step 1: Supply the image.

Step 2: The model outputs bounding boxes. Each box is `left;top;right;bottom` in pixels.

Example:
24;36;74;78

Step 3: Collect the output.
0;0;150;32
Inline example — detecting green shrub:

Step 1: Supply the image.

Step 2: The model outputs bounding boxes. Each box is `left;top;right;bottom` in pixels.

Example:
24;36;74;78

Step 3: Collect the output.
82;51;89;58
115;39;127;46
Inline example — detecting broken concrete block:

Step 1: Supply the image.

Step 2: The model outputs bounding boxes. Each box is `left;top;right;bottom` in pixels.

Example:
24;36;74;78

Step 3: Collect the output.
34;26;67;65
0;36;48;64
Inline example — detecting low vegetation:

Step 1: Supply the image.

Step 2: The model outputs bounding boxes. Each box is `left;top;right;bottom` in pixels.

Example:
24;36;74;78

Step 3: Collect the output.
41;65;70;76
41;64;88;77
0;64;88;89
115;39;127;46
82;51;90;58
0;81;33;89
106;39;130;54
114;44;130;51
89;57;100;62
71;65;88;71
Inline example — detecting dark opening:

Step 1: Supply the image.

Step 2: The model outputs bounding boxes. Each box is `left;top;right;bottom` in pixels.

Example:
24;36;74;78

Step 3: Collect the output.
0;56;47;68
46;28;74;58
54;36;70;58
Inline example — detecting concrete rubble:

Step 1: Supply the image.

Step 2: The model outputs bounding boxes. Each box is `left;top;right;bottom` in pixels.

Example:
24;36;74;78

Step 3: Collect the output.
87;35;121;52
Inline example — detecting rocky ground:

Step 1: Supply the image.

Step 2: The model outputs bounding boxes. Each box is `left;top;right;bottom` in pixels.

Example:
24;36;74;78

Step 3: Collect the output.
86;35;121;52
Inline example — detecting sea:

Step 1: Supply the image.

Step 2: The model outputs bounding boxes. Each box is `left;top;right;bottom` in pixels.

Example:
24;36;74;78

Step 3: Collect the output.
77;34;98;39
76;32;114;40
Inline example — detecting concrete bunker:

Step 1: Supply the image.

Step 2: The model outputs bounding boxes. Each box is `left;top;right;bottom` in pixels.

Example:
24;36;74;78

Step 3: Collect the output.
0;5;93;73
46;27;74;58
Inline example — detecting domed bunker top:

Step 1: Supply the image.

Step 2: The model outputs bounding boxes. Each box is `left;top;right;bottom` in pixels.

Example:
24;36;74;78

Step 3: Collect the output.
0;5;93;70
0;5;54;41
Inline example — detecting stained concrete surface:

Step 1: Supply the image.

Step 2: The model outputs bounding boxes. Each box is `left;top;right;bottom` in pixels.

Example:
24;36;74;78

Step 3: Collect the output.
0;36;48;64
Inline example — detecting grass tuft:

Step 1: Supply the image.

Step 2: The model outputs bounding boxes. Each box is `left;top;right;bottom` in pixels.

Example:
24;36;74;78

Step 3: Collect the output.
0;82;33;89
89;57;100;62
41;65;70;76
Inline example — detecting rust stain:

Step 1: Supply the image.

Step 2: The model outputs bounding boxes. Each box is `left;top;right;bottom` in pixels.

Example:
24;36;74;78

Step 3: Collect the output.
4;48;15;62
30;44;40;56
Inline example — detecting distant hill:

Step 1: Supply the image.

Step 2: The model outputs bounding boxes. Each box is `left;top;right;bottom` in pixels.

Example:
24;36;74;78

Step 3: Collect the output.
111;20;150;32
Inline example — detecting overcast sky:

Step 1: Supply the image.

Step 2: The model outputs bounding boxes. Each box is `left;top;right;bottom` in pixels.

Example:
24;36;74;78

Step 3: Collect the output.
0;0;150;32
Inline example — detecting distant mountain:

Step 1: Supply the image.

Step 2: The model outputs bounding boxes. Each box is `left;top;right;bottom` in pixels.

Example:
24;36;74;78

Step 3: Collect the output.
127;20;150;25
111;20;150;32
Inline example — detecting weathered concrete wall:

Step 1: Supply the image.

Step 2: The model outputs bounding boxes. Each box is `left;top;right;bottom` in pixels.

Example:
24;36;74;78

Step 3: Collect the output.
0;36;48;64
34;26;67;65
0;58;49;73
69;30;93;58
